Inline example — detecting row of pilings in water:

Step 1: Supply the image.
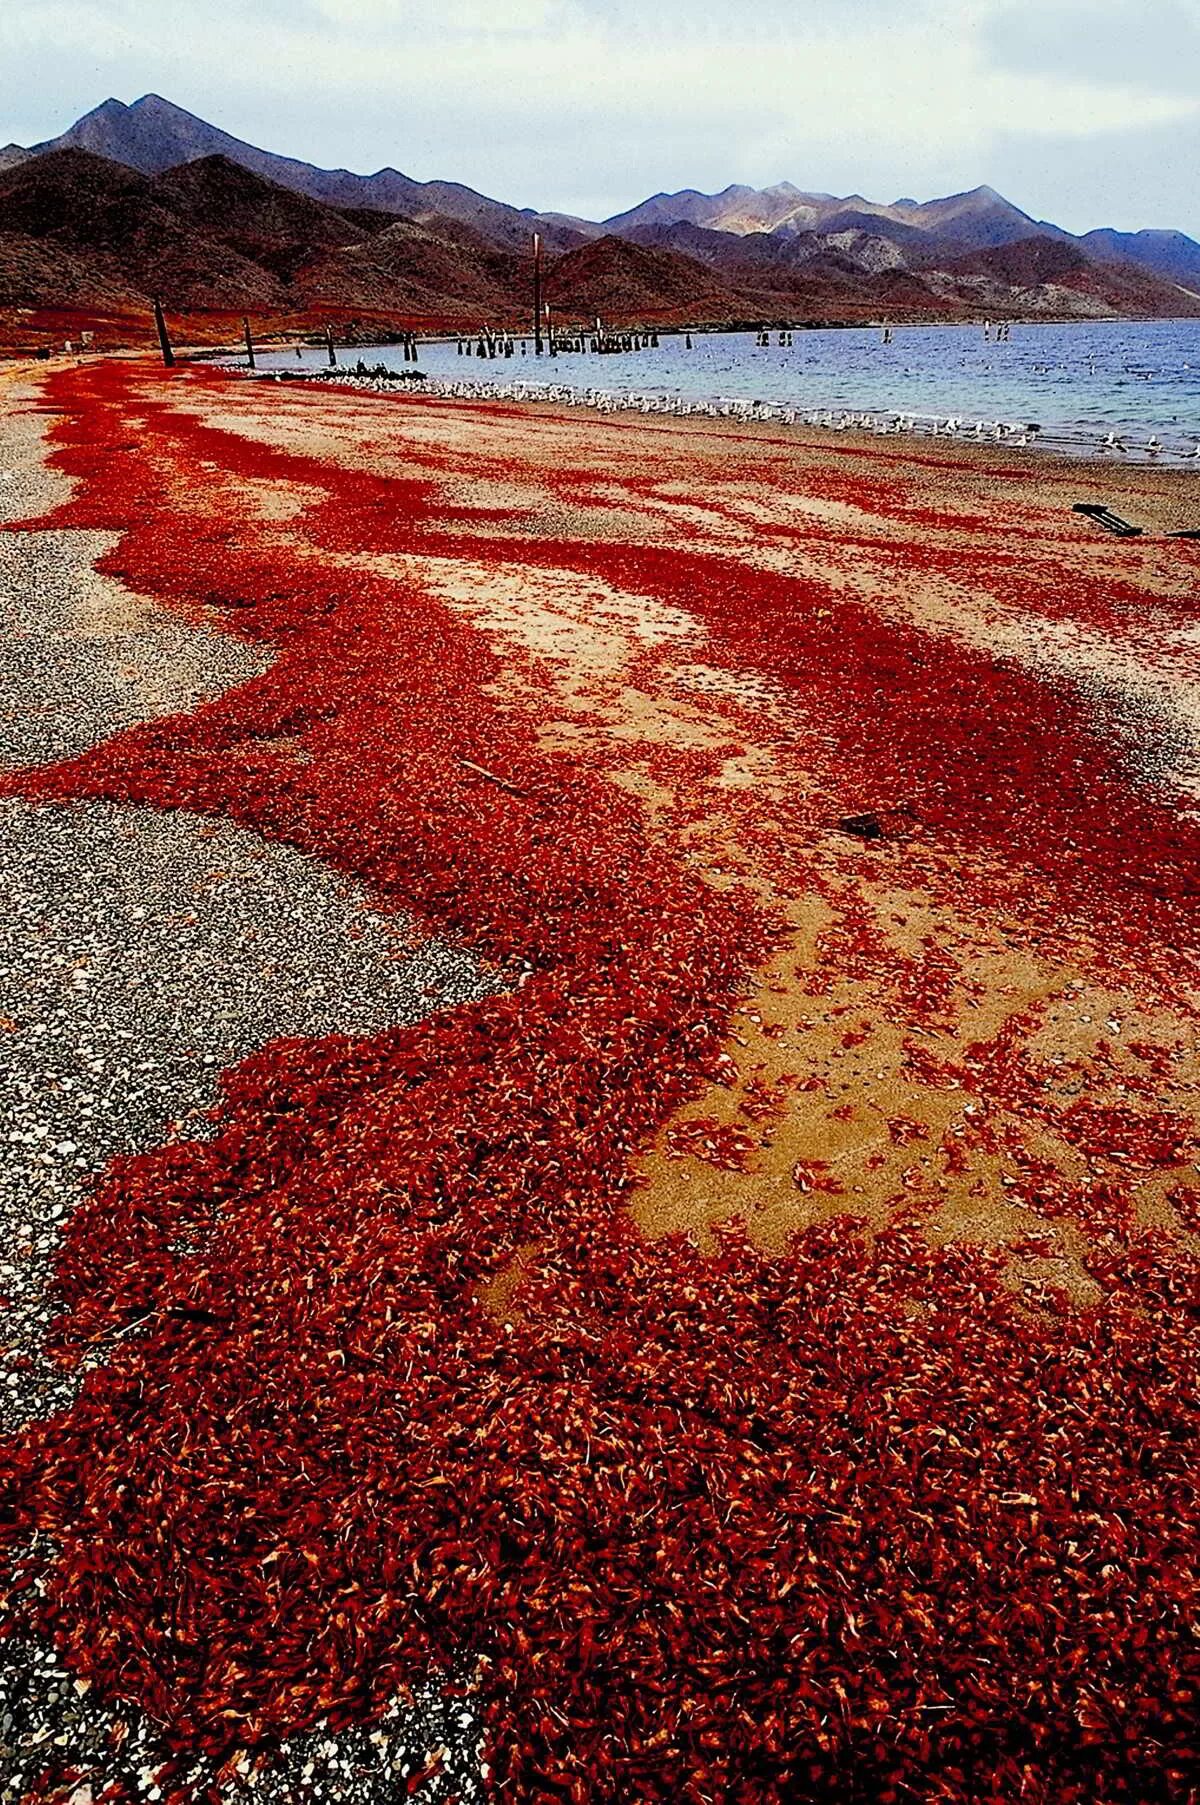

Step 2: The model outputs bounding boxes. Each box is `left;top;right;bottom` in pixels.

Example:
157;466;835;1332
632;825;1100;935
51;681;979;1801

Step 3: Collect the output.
455;332;663;359
323;332;420;366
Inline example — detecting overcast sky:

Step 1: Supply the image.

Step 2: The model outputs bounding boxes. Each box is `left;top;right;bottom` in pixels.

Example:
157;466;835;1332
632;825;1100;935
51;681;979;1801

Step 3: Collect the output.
2;0;1198;233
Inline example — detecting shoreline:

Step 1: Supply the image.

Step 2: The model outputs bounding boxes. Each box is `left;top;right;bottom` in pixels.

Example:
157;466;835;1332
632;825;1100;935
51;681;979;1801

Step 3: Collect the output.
228;341;1200;469
221;356;1200;487
8;306;1199;362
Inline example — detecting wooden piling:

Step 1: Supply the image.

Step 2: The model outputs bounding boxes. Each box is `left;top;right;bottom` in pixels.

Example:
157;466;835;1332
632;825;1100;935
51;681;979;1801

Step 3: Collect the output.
533;233;544;355
152;297;175;368
243;317;255;369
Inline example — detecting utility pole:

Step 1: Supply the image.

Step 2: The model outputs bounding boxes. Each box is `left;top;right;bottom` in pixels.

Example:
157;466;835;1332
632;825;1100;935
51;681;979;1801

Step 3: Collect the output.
243;317;255;369
532;232;543;355
152;296;175;368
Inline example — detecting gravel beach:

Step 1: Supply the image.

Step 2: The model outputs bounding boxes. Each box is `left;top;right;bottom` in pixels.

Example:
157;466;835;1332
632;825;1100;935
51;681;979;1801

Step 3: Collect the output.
0;372;495;1800
0;798;502;1432
0;414;272;769
0;1636;484;1805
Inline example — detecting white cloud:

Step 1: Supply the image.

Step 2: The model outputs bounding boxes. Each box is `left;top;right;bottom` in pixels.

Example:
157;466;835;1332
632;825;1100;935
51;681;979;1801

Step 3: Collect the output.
982;0;1200;96
2;0;1197;229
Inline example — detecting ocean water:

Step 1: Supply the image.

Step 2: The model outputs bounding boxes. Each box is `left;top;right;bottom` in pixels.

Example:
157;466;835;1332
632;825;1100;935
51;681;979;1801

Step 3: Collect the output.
254;318;1200;464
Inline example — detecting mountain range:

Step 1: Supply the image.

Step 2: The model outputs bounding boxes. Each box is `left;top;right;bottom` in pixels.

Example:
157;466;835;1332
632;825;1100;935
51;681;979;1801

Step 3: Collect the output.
2;93;1198;344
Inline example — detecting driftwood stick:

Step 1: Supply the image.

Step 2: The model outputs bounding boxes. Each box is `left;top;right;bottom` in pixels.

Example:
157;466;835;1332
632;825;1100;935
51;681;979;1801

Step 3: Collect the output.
458;757;526;796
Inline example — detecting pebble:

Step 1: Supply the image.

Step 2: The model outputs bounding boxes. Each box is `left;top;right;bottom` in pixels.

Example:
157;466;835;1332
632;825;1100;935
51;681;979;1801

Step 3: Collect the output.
0;1636;484;1804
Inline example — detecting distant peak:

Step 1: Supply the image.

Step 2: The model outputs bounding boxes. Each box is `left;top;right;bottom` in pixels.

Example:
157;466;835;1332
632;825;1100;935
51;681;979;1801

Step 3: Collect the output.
130;93;196;117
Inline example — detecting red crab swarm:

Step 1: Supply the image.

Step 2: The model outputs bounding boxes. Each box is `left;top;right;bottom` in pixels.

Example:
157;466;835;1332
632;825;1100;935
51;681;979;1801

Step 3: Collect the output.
0;362;1197;1804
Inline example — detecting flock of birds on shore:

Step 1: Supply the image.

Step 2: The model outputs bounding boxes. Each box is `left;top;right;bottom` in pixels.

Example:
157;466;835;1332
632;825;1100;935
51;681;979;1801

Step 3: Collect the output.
244;320;1200;462
422;378;1050;445
279;362;1199;462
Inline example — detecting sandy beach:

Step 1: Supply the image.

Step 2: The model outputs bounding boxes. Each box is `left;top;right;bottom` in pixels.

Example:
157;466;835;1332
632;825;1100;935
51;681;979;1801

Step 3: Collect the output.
0;354;1197;1802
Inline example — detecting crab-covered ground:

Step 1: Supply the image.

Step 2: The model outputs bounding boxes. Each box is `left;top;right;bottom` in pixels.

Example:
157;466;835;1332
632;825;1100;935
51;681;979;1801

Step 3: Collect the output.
0;355;1197;1804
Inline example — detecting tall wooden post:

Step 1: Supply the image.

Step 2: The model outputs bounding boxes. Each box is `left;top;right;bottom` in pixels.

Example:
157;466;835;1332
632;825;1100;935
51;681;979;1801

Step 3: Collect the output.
243;317;255;369
152;297;175;368
326;326;337;367
533;232;543;355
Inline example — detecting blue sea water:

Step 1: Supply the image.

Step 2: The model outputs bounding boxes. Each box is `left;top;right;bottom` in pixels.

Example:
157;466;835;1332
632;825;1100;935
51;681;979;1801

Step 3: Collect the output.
254;318;1200;465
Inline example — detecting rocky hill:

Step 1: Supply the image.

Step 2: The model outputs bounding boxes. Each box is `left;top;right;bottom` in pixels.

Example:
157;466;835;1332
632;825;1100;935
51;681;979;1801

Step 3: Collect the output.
1080;226;1200;291
5;94;586;252
0;151;281;313
0;151;526;324
545;237;742;320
